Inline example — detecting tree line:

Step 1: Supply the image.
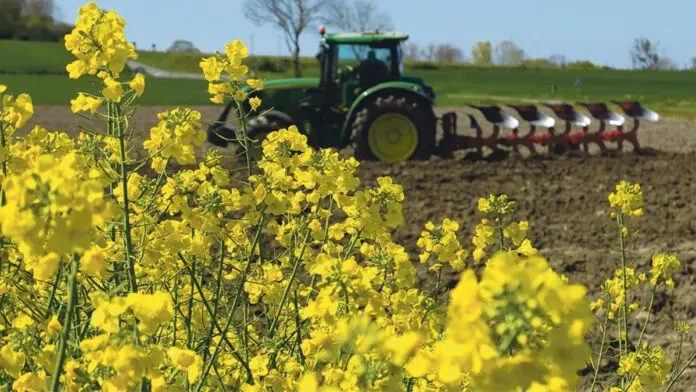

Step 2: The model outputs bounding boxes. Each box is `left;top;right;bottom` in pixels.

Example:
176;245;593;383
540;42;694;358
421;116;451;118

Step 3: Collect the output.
0;0;72;41
3;0;692;76
243;0;696;77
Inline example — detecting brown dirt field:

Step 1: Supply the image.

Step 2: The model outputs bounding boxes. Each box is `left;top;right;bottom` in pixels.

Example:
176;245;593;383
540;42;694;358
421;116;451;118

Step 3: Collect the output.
26;105;696;390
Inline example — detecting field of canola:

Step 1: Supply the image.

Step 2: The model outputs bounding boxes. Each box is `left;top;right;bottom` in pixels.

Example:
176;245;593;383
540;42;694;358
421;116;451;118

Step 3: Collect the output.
1;2;696;391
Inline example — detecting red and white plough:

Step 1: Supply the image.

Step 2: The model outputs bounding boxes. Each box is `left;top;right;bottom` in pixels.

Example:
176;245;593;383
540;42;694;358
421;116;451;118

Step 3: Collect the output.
438;101;660;158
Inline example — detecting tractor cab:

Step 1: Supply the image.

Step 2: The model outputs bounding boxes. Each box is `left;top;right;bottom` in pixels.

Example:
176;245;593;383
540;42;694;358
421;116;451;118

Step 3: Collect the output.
316;29;408;108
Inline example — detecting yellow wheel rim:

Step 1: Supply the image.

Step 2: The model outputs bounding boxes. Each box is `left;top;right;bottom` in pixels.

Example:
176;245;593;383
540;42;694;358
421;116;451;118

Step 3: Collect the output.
367;113;418;163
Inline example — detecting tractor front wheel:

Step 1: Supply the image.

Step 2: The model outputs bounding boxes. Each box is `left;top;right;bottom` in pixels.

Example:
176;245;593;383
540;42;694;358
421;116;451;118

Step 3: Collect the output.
237;110;295;162
351;95;435;163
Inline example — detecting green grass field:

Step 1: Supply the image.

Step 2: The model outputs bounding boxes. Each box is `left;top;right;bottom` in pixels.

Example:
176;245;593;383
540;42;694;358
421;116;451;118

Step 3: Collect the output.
2;40;696;117
0;74;211;105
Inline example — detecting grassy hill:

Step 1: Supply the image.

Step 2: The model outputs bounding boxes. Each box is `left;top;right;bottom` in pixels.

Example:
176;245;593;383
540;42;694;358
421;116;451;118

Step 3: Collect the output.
0;40;210;105
0;40;76;75
2;40;696;117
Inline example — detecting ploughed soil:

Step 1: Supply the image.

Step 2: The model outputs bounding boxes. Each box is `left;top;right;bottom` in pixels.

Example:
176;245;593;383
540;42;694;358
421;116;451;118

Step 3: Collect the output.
26;105;696;390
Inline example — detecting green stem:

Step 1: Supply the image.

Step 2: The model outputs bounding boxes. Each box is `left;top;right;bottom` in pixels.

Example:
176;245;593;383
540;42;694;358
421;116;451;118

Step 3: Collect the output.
44;265;63;318
186;260;194;350
636;283;658;348
50;256;79;392
243;293;250;364
293;290;306;366
172;273;179;347
268;227;312;337
203;242;226;362
665;351;696;392
179;253;253;382
617;214;629;358
195;215;265;389
231;98;253;178
589;308;611;391
497;217;505;251
0;123;7;209
672;334;685;382
0;122;8;264
114;101;137;293
433;268;443;298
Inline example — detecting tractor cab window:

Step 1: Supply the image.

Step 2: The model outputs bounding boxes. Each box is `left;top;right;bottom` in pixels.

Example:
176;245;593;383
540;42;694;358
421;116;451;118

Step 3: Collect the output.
334;44;396;88
397;42;405;74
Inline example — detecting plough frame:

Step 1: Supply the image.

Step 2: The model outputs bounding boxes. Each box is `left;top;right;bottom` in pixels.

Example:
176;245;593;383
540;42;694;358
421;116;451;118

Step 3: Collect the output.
437;100;660;159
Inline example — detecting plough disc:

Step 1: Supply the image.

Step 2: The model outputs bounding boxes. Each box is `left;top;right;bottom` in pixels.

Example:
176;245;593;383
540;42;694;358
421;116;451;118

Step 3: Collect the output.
438;100;659;158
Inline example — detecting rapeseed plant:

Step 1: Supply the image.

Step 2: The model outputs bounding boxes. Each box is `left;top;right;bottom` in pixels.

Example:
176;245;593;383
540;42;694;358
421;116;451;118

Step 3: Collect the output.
0;2;693;391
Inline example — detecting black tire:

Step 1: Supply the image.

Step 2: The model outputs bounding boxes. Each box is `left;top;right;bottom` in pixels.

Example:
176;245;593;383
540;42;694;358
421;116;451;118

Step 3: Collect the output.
351;95;435;162
237;110;296;161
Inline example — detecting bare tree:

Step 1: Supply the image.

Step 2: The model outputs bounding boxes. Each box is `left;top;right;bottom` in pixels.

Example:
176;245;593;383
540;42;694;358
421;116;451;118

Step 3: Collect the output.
691;56;696;71
495;40;524;66
434;44;463;63
471;41;492;65
630;37;660;70
421;42;437;62
402;42;420;61
655;56;677;71
244;0;328;77
323;0;393;33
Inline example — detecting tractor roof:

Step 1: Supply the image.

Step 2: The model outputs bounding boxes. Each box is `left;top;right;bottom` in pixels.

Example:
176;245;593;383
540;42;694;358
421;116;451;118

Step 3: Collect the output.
322;31;409;44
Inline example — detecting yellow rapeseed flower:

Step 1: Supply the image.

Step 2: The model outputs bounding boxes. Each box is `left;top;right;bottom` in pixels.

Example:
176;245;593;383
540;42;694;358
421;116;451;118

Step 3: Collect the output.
64;2;137;79
168;347;204;383
102;77;124;102
129;73;146;96
649;253;680;287
249;96;262;111
608;180;644;217
12;371;47;392
0;344;25;378
70;93;103;114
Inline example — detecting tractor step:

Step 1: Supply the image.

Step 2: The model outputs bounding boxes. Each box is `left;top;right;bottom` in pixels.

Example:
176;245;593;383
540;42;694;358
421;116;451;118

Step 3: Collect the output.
437;100;659;158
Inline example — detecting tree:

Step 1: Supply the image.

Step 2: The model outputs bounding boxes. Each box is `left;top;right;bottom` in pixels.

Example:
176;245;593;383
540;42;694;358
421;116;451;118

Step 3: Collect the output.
402;42;420;61
21;0;54;23
434;43;463;63
421;42;437;62
471;41;492;65
0;0;70;41
168;39;200;53
655;56;677;71
523;58;555;69
495;40;524;66
630;37;660;70
549;54;567;68
0;0;24;39
691;57;696;71
323;0;393;33
244;0;328;78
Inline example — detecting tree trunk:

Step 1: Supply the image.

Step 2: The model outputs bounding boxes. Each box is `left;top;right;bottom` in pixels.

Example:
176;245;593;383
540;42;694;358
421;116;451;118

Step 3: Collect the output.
293;36;302;78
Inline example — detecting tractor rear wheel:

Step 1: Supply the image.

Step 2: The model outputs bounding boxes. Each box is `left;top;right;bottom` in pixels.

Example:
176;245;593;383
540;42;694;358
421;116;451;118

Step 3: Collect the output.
351;95;435;163
237;110;295;162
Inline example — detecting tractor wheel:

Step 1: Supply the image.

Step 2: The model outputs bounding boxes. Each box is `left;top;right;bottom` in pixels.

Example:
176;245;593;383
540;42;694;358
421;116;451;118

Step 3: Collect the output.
236;110;295;162
351;95;435;163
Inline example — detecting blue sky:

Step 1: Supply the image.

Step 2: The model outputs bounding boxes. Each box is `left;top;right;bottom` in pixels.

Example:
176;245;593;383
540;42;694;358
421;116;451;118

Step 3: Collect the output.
54;0;696;69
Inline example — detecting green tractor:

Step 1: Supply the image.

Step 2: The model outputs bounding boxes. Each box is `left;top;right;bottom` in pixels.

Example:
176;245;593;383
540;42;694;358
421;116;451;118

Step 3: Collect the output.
206;27;439;163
